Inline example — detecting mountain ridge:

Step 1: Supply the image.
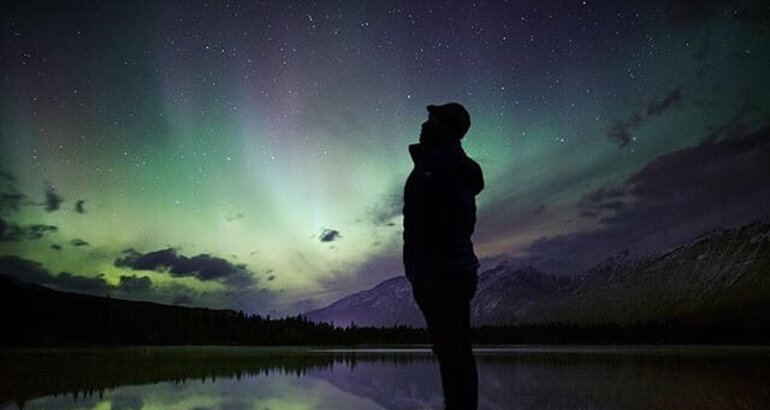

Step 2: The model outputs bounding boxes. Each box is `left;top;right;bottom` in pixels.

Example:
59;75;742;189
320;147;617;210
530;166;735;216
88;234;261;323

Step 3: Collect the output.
304;220;770;327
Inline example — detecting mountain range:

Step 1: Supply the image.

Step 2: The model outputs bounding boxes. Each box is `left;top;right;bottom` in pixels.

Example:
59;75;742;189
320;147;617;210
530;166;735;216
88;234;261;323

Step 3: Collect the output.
304;220;770;328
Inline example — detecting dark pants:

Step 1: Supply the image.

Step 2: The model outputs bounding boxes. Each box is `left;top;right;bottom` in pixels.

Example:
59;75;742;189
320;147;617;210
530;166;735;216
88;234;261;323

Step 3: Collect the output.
412;272;478;410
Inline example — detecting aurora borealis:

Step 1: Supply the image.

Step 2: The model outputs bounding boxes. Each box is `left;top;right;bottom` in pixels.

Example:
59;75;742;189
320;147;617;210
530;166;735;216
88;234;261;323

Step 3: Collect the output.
2;0;769;315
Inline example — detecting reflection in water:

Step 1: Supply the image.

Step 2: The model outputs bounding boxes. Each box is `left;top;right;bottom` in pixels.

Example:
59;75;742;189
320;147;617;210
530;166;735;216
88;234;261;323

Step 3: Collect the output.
1;346;769;409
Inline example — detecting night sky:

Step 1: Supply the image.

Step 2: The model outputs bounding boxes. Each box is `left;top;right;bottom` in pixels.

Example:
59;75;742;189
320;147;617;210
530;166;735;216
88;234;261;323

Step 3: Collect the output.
1;0;769;315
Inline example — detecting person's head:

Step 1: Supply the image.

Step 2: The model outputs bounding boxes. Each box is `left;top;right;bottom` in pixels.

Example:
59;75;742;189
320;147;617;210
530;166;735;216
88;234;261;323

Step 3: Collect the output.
419;102;471;144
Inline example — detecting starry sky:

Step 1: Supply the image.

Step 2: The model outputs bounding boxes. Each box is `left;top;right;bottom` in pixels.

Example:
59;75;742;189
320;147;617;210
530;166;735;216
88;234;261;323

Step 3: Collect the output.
1;0;769;315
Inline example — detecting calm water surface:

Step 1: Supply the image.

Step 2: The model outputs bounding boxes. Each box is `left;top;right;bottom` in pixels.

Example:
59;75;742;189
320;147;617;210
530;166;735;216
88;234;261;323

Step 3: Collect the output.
1;345;769;409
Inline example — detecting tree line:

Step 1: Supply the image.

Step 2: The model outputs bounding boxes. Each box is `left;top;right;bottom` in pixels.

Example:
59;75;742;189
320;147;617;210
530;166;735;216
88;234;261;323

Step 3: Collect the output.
2;275;767;346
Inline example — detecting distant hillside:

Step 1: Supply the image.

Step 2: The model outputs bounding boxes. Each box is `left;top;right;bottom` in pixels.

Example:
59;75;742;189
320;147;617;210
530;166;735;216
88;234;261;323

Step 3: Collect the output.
0;274;346;346
304;220;770;328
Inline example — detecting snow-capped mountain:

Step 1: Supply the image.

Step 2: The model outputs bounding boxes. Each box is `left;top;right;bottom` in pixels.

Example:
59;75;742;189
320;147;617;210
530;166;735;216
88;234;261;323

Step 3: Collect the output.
304;220;770;327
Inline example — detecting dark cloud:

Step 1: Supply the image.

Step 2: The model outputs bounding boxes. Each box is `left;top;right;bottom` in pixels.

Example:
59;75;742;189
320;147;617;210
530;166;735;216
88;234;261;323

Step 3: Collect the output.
319;228;341;242
1;173;58;242
0;255;52;284
524;123;770;275
44;186;63;212
607;89;683;147
55;272;109;293
114;248;176;271
702;99;757;143
27;224;59;239
607;113;642;147
307;251;403;311
367;191;403;226
118;275;152;293
646;89;682;117
225;213;244;222
0;256;109;294
0;192;26;214
578;185;629;219
0;171;25;215
172;294;194;306
0;255;275;313
114;248;256;286
70;238;89;247
75;200;86;214
0;218;58;242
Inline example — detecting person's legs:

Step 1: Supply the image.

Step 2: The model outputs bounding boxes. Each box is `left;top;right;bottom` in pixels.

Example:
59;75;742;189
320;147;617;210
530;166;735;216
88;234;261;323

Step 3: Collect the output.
434;282;477;410
412;274;478;410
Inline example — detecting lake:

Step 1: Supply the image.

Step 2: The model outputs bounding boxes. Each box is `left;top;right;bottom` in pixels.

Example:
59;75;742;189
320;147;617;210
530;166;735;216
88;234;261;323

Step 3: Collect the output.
1;345;769;409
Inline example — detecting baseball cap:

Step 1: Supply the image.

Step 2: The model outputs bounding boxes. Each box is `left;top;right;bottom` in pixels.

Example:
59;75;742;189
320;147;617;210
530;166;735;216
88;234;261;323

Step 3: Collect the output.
427;102;471;140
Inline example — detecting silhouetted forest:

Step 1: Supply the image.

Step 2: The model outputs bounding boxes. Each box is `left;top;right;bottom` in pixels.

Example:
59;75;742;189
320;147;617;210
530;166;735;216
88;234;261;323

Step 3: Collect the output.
2;275;767;346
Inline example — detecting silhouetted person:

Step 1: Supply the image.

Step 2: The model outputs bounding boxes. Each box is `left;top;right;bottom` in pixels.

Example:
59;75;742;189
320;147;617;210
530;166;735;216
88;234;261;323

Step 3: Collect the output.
403;102;484;410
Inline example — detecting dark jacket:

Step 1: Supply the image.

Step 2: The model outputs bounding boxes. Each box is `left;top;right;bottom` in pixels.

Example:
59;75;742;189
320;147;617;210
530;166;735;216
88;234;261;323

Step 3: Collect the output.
403;140;484;287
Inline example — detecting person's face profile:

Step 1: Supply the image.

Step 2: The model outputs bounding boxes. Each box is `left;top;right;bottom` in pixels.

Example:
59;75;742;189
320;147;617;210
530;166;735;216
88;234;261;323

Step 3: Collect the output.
419;113;442;144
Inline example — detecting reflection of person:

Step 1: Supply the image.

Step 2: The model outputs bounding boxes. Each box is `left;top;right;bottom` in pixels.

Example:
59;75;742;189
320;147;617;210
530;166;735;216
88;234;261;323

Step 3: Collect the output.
403;102;484;410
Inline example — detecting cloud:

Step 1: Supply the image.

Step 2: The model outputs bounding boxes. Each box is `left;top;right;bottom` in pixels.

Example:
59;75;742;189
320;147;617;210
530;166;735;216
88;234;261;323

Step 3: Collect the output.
0;173;58;242
702;99;757;143
303;250;404;312
44;186;63;212
172;294;194;306
114;248;257;286
55;272;109;293
0;171;25;215
118;274;152;293
26;224;59;239
0;218;8;240
522;123;770;275
70;238;89;247
319;228;341;242
75;200;86;214
578;185;629;218
0;255;52;284
607;89;683;147
225;212;244;222
367;191;403;226
0;218;58;242
0;255;277;313
0;255;111;294
646;89;682;117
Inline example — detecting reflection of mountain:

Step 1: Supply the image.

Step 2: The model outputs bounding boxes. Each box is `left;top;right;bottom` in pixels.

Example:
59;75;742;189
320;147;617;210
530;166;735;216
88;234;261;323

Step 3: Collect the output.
4;347;770;409
309;348;770;410
307;357;444;410
305;220;770;327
